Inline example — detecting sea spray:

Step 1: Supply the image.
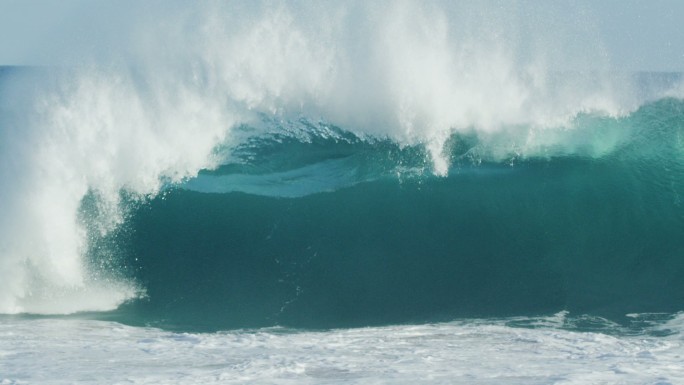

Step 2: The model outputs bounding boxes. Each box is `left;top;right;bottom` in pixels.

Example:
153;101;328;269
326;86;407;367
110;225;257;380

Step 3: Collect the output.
0;66;238;313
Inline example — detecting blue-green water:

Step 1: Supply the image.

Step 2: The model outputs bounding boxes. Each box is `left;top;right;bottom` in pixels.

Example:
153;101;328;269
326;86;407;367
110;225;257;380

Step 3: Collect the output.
1;63;683;334
76;98;684;331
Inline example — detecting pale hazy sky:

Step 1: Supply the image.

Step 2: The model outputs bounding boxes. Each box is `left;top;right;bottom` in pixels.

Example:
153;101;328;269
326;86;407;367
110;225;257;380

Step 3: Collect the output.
1;0;683;71
589;0;684;71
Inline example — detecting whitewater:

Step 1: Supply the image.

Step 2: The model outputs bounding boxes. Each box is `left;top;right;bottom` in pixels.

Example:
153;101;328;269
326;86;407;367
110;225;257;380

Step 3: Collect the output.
2;313;684;384
1;1;684;383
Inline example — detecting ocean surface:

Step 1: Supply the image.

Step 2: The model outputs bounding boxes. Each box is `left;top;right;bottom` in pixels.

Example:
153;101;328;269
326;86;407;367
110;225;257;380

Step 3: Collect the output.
2;2;684;383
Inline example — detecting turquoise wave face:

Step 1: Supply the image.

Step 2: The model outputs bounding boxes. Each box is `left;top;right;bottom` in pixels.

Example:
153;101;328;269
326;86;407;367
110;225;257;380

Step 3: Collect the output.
181;97;684;197
83;98;684;332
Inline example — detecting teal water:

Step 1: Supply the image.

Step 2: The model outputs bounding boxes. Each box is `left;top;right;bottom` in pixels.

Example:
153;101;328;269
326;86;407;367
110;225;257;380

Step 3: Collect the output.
85;98;684;332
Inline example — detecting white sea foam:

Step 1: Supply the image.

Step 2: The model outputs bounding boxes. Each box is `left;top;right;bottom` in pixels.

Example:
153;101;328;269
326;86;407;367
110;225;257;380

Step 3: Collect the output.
0;66;240;313
1;314;683;384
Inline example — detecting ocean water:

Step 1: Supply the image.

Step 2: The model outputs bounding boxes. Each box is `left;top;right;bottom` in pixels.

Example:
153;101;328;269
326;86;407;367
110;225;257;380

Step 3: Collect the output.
2;313;684;384
2;2;684;383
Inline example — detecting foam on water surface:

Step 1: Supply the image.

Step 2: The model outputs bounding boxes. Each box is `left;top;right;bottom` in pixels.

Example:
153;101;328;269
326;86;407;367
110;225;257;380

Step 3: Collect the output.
1;314;683;385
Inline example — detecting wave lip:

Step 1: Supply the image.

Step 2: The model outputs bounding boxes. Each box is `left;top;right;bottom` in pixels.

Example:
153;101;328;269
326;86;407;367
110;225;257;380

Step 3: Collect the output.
184;160;364;198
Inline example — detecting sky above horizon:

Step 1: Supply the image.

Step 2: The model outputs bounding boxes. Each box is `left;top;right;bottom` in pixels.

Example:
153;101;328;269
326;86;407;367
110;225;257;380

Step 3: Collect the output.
0;0;683;71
